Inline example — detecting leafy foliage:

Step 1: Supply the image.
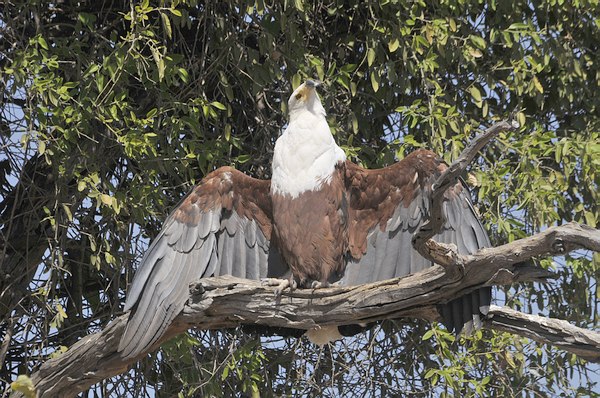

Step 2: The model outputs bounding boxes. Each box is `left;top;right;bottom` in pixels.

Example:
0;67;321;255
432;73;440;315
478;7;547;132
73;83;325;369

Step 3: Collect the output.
0;0;598;396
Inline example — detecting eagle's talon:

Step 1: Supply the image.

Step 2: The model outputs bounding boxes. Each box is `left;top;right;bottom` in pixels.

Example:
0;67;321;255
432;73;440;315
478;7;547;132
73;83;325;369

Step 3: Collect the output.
262;278;295;297
310;280;329;289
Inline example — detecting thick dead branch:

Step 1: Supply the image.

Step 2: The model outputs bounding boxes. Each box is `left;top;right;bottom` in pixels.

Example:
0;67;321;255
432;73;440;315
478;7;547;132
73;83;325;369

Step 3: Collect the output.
20;222;600;398
412;119;519;262
486;305;600;362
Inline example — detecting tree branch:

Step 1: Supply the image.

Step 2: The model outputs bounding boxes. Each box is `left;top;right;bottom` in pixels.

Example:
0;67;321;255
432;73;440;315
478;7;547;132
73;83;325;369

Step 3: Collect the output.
19;121;600;397
486;305;600;362
21;222;600;397
412;119;519;261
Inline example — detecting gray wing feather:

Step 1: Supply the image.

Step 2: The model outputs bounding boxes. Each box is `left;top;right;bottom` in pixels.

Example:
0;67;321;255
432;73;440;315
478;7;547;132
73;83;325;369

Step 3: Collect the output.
341;182;491;334
217;228;233;276
178;223;199;252
120;201;285;359
244;219;257;246
341;191;429;285
234;230;247;277
124;234;169;310
165;219;184;245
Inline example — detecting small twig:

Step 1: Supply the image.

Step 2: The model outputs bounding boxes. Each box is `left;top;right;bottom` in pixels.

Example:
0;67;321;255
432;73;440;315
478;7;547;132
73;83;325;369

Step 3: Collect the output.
0;316;14;370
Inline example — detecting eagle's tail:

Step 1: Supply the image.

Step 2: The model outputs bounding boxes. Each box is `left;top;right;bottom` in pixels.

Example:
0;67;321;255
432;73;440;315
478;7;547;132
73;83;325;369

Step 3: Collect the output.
440;287;492;335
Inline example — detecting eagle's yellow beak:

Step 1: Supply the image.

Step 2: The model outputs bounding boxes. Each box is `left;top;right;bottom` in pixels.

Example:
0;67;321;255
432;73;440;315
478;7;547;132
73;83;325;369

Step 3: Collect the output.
295;80;322;101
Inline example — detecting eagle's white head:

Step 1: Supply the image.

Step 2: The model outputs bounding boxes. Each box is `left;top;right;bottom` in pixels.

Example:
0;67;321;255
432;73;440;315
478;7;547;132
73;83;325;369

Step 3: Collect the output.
287;80;326;122
271;80;346;198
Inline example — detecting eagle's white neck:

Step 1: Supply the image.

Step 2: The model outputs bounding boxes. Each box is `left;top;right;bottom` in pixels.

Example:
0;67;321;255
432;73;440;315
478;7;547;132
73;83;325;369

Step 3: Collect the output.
271;96;346;198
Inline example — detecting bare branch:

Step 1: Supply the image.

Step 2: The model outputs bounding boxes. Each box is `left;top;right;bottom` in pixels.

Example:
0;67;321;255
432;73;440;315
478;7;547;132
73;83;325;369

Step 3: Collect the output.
412;119;519;262
486;305;600;362
467;222;600;271
21;222;600;398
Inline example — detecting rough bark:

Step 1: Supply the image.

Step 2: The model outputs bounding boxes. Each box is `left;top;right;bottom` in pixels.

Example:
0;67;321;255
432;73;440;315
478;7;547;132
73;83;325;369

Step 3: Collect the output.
22;220;600;397
486;305;600;363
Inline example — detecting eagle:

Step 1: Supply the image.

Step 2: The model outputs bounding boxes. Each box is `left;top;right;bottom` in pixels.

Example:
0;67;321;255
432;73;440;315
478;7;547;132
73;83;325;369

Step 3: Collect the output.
118;80;491;358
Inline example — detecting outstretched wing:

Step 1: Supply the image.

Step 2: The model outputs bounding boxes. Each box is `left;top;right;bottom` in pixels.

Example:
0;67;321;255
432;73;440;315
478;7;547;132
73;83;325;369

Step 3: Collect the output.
341;149;491;333
119;167;286;359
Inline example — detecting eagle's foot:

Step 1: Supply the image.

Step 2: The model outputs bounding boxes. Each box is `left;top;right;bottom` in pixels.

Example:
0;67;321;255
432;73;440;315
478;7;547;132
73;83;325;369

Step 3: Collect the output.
262;278;297;297
309;280;329;289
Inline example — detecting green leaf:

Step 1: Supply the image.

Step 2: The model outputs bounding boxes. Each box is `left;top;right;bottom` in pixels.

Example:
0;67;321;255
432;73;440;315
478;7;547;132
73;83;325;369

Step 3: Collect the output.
507;22;528;31
146;108;158;118
340;63;357;73
211;101;227;111
469;35;486;50
388;38;400;53
584;211;596;226
533;76;544;93
11;375;36;398
38;36;49;50
448;18;457;32
237;154;251;163
424;369;437;379
517;111;526;127
62;203;73;222
292;72;302;90
78;12;97;27
56;303;68;319
370;72;380;93
309;56;324;66
158;58;165;82
469;86;482;102
178;67;189;83
367;48;376;66
161;13;172;39
449;120;460;133
100;194;113;206
504;351;516;368
422;329;434;341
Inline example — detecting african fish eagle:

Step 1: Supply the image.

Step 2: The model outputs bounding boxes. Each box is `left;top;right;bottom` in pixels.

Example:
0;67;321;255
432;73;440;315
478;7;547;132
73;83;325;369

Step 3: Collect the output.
118;80;491;359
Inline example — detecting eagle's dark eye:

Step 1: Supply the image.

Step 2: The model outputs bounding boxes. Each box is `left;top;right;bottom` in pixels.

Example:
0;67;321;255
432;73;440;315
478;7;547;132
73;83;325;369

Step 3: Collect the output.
295;93;302;100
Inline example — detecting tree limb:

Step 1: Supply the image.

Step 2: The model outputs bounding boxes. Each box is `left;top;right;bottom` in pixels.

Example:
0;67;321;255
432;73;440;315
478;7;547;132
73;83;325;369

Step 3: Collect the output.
412;119;519;258
486;305;600;362
20;222;600;398
18;121;600;397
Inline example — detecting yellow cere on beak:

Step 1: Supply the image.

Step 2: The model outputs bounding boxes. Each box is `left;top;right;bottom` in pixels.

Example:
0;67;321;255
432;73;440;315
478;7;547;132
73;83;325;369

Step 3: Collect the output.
295;85;311;101
294;80;321;101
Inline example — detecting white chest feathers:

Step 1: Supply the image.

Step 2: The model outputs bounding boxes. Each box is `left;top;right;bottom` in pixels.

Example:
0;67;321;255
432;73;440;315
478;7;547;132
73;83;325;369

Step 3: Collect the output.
271;112;346;198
